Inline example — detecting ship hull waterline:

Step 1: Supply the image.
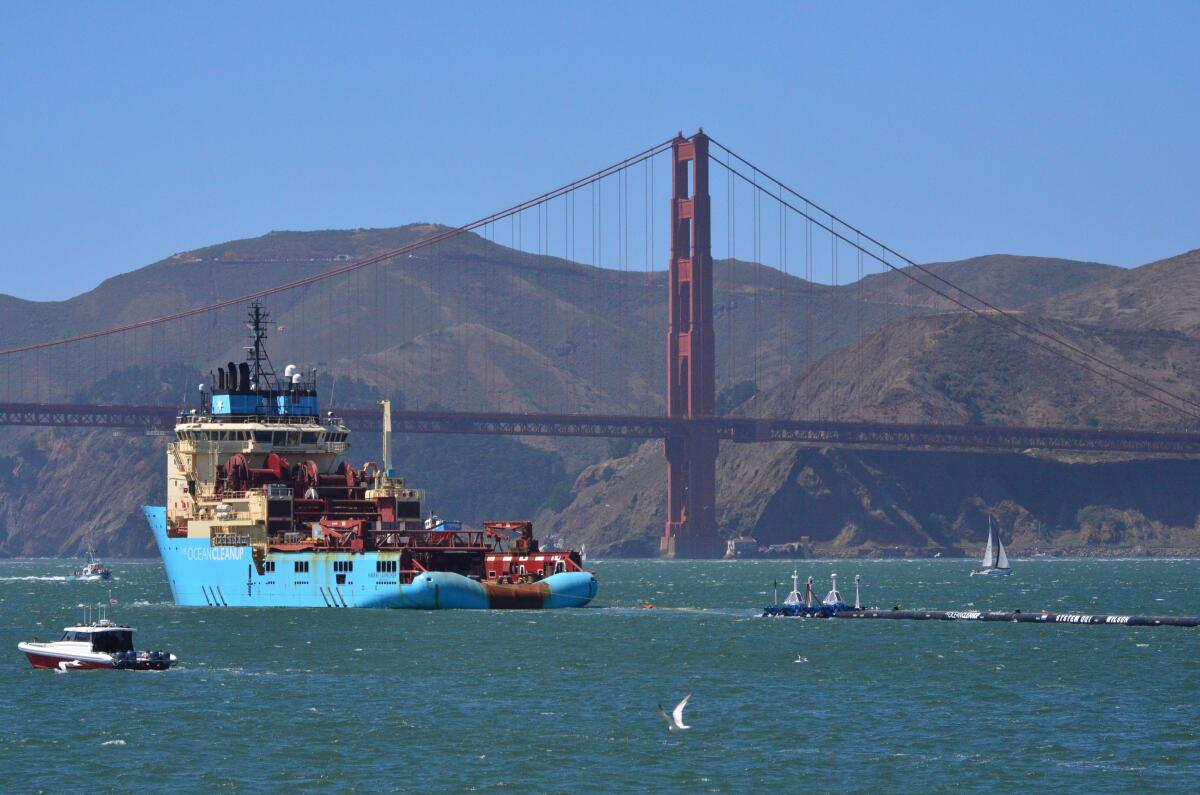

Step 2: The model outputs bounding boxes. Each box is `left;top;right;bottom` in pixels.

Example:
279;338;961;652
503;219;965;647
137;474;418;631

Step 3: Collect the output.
145;507;597;609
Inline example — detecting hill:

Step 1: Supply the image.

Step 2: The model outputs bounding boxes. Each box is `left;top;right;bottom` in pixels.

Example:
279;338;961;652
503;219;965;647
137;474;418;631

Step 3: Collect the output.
1038;248;1200;335
546;308;1200;557
0;225;1193;557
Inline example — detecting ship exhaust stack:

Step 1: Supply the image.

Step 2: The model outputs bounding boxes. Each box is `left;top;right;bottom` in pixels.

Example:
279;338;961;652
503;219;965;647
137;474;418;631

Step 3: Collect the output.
380;399;393;474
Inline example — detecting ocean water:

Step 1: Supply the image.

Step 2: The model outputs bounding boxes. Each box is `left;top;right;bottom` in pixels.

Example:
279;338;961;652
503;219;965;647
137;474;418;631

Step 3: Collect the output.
0;557;1197;794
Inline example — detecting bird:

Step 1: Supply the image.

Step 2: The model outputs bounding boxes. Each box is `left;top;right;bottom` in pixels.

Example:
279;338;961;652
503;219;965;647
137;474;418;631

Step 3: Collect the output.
657;694;691;733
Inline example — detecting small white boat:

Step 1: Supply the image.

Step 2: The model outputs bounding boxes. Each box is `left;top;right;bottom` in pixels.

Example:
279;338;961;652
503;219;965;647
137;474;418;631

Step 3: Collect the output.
971;516;1012;577
18;607;174;671
69;546;112;581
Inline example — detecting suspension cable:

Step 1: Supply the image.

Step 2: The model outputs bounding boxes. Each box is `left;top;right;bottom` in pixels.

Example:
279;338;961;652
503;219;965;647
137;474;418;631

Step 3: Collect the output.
707;135;1200;418
0;137;677;358
709;154;1200;421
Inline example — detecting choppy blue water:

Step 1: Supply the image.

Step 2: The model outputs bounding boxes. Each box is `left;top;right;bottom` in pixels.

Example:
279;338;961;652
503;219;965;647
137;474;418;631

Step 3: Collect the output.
0;558;1197;793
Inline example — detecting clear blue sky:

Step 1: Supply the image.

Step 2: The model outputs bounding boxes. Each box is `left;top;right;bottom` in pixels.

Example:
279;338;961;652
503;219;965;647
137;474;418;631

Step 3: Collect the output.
1;1;1197;301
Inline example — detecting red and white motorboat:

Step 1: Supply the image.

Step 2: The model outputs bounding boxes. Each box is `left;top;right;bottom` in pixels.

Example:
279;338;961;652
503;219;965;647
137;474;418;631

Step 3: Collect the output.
18;611;175;671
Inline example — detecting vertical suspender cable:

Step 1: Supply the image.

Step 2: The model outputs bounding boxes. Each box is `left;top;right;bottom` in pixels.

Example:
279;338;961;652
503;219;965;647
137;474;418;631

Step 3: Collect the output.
752;169;760;392
831;222;838;416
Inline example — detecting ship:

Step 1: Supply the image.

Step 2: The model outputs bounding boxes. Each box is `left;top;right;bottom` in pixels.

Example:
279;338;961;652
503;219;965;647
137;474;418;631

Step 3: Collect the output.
19;605;175;671
69;545;112;581
143;302;597;609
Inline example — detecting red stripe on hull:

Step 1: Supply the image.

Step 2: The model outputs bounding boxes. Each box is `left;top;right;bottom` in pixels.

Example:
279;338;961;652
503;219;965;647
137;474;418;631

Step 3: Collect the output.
23;652;111;670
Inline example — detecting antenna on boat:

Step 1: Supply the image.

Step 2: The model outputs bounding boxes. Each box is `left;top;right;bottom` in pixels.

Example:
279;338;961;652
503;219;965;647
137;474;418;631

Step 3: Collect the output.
782;570;803;607
824;573;843;607
854;574;861;610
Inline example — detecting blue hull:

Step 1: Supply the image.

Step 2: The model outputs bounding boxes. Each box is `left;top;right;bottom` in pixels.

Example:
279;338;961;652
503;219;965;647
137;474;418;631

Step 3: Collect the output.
144;507;596;609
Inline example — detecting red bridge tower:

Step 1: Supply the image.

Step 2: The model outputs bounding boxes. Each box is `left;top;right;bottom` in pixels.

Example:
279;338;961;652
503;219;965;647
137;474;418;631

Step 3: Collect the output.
661;132;721;558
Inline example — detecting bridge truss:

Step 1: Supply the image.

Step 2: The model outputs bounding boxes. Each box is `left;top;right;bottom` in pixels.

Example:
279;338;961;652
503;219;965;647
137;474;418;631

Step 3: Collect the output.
5;402;1199;456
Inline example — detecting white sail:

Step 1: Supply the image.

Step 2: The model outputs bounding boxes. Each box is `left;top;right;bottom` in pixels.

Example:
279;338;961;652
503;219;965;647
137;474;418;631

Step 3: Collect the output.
996;535;1010;570
981;523;995;568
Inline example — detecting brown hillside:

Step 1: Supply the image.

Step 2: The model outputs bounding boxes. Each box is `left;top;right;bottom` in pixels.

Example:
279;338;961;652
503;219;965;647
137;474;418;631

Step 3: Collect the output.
860;254;1116;312
547;308;1200;557
0;225;1189;556
1038;249;1200;335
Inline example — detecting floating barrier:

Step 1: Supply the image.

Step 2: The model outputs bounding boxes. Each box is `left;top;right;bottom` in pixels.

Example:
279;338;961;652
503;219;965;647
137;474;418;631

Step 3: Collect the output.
763;570;1200;627
762;605;1200;627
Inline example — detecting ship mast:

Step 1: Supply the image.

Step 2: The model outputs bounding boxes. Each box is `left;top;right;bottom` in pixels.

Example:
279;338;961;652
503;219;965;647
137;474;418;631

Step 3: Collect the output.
245;301;276;397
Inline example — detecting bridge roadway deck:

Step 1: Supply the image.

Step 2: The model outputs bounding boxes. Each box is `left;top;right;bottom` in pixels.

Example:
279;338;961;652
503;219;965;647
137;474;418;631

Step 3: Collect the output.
3;402;1200;455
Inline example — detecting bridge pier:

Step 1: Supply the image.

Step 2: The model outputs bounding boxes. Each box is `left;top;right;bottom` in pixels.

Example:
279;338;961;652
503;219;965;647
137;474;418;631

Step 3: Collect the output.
661;131;721;559
662;424;721;558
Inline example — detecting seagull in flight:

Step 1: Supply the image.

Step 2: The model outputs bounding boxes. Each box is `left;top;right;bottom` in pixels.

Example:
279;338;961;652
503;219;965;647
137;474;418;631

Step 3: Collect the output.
657;694;691;733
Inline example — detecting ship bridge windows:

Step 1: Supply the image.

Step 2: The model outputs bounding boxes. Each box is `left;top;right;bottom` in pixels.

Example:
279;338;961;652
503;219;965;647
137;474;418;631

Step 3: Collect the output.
184;431;243;443
376;560;397;574
294;561;310;574
301;432;317;444
255;431;272;443
334;560;354;573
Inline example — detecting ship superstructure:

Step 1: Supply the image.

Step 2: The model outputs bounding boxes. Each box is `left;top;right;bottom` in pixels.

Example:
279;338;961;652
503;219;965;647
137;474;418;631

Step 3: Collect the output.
146;302;596;609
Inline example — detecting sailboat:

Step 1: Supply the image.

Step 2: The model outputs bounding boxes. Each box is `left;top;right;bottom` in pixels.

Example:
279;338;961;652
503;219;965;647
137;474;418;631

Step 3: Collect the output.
970;516;1012;577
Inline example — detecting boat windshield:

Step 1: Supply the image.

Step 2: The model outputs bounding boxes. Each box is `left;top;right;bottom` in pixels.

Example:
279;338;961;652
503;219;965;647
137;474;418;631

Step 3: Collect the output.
59;631;92;642
90;631;134;653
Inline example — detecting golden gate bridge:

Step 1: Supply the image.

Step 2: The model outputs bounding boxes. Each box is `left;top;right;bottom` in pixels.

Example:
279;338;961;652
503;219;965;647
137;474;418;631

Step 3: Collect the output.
3;131;1200;557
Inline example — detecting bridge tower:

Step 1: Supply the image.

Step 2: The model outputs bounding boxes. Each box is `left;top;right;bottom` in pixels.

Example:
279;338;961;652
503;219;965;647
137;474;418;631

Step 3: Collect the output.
661;131;721;559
